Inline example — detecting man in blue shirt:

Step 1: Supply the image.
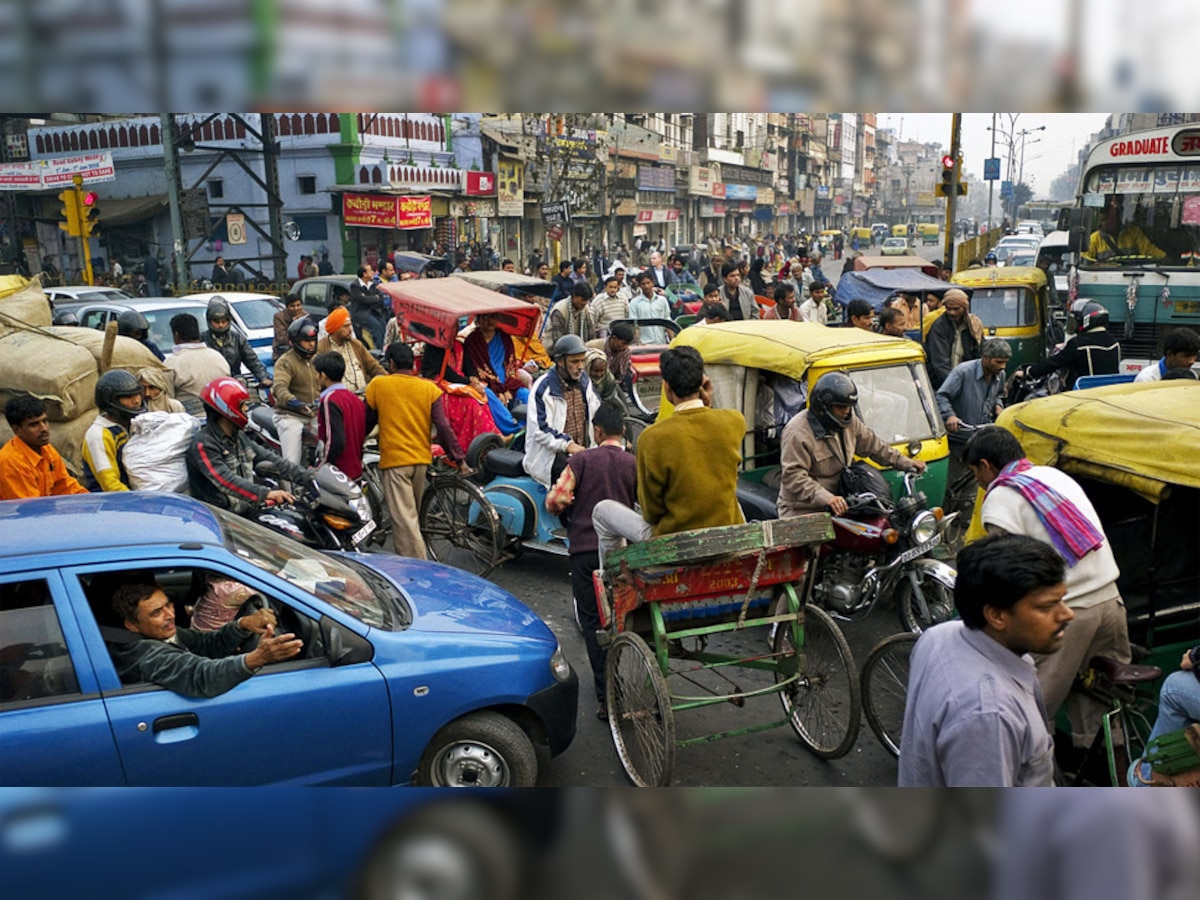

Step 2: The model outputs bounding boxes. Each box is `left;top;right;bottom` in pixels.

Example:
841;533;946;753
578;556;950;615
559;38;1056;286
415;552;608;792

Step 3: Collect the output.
936;337;1011;483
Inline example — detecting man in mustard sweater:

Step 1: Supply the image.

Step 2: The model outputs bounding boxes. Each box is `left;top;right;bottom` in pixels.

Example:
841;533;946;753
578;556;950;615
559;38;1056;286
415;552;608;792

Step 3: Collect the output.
592;345;745;567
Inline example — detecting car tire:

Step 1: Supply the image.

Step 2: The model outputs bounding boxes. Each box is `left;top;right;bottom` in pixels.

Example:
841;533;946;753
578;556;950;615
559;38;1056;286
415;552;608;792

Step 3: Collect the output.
354;801;527;900
417;711;539;787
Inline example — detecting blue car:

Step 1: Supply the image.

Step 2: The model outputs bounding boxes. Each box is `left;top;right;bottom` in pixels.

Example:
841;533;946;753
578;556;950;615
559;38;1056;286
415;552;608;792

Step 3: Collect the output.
0;494;576;786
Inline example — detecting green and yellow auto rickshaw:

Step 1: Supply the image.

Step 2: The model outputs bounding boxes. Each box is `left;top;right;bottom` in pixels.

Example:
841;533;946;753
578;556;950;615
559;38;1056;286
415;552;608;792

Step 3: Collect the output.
662;321;951;508
950;265;1063;370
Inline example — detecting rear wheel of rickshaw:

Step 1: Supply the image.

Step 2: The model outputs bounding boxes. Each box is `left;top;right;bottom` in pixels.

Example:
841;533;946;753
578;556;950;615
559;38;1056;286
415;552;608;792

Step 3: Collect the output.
606;632;676;787
860;632;918;759
773;604;861;759
622;416;648;454
419;476;504;577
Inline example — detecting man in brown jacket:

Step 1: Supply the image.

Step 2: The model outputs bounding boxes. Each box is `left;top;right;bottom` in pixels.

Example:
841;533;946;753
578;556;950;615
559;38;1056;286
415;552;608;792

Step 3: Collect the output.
777;372;925;517
272;318;321;465
317;307;386;395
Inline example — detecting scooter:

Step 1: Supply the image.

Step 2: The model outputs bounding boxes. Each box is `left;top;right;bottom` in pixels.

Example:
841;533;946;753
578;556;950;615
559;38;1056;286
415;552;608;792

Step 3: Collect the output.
809;471;957;633
251;459;377;552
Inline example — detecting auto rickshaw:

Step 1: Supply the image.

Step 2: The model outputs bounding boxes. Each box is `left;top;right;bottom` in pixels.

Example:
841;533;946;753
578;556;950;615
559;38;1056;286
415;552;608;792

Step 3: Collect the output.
818;229;841;252
950;265;1062;370
891;224;908;238
850;226;872;243
834;267;967;335
662;321;951;508
917;223;939;245
393;251;454;278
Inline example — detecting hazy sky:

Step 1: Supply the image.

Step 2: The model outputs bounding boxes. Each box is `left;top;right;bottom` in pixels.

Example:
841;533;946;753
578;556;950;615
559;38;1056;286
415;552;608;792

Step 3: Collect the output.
878;113;1113;197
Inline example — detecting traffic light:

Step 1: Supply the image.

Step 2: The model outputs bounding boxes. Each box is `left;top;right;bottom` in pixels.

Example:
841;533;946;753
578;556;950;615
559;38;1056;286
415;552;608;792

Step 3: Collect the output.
79;190;101;238
934;154;967;197
58;189;81;236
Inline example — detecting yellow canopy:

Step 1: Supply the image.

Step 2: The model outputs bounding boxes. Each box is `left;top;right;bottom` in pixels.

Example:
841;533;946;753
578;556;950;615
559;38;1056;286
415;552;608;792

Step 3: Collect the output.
951;266;1046;291
998;380;1200;502
670;320;926;382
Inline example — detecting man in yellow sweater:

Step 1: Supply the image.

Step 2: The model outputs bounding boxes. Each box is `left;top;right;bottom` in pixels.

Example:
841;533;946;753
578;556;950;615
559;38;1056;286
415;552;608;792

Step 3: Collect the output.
592;345;745;567
365;342;468;559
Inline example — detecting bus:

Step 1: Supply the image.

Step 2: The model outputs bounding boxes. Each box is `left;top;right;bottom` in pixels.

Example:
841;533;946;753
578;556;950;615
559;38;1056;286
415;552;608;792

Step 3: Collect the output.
1059;123;1200;373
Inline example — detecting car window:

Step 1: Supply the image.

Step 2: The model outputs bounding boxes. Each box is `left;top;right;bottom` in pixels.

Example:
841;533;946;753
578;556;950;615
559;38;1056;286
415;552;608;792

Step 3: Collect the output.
853;363;944;444
141;309;204;351
230;298;282;330
81;309;109;330
0;579;81;705
970;288;1038;328
216;508;407;630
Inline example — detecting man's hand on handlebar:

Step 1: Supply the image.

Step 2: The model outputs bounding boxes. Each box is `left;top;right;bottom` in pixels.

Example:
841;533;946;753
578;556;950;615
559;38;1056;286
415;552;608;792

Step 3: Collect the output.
945;415;962;433
827;496;849;515
265;489;294;506
908;459;928;474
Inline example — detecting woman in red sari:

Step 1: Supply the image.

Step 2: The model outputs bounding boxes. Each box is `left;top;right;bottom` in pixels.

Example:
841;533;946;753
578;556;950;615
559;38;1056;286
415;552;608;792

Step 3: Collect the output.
420;339;501;448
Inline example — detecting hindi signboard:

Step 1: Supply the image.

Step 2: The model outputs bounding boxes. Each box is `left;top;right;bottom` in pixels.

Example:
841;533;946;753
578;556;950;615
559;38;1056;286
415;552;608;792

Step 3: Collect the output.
343;193;400;228
497;160;524;216
396;195;433;230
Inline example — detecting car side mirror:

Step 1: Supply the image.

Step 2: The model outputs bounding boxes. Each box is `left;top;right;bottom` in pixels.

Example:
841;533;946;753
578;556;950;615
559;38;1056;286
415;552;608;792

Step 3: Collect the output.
1067;227;1085;254
321;616;373;666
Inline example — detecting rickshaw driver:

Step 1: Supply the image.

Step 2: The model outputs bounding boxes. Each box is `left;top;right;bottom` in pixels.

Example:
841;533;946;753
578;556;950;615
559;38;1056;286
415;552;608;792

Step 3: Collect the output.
776;372;926;518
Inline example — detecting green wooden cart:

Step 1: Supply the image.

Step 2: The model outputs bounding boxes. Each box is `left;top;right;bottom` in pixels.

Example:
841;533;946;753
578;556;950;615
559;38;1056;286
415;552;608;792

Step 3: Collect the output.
594;514;861;786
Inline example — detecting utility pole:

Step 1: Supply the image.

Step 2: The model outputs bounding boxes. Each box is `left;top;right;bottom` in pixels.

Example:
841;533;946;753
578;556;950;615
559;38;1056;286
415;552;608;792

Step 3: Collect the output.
161;114;188;296
943;113;962;270
987;112;996;232
261;114;286;286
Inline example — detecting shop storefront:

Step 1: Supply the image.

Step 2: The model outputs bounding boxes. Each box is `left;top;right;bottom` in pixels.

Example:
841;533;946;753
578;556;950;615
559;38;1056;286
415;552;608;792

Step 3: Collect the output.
340;191;444;268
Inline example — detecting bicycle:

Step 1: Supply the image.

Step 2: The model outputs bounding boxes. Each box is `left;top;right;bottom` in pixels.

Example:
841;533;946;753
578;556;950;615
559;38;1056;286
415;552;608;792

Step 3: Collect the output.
939;422;979;556
1063;655;1164;786
860;631;918;759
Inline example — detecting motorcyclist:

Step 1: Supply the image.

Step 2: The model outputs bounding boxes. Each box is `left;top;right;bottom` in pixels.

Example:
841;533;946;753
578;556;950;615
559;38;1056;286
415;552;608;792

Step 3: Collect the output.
523;333;601;488
186;377;311;516
116;309;165;361
82;369;147;492
777;372;926;517
1025;299;1119;390
272;317;321;465
202;297;272;388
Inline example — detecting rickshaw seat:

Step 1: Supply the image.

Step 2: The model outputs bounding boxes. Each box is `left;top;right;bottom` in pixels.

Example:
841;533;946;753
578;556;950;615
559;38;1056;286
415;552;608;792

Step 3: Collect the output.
736;480;779;522
1089;656;1162;686
483;448;527;478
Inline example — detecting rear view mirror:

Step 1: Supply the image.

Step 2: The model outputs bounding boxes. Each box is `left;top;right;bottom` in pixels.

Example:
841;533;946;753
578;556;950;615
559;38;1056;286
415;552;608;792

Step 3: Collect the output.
1067;228;1086;254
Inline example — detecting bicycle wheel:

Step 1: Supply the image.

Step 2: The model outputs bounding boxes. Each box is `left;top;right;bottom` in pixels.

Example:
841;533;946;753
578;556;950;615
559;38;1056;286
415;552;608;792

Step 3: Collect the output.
774;604;861;759
359;462;392;550
606;632;676;787
419;476;504;577
861;632;918;759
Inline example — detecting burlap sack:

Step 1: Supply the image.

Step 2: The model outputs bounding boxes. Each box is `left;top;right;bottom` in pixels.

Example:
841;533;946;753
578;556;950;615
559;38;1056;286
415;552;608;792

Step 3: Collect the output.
46;327;165;373
0;277;52;331
0;409;97;476
0;329;98;421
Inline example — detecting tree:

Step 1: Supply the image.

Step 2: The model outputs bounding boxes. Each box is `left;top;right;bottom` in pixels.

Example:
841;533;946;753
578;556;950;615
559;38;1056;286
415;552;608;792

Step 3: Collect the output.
1010;181;1033;219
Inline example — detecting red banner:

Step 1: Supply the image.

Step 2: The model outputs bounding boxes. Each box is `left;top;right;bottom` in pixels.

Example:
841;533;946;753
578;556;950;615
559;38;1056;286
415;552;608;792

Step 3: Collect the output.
343;193;400;228
397;195;433;229
465;171;496;195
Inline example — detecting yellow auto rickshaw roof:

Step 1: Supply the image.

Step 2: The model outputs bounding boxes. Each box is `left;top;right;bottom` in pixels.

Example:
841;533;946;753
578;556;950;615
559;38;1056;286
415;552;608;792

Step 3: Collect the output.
996;380;1200;502
951;266;1046;290
670;320;926;382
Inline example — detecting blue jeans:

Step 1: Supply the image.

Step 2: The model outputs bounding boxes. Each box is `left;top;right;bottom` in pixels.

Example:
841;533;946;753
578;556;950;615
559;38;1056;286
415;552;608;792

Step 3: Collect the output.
1131;670;1200;785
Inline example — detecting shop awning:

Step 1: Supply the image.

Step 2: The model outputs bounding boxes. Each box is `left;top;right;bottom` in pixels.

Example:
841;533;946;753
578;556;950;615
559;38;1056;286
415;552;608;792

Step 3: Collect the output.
97;194;168;226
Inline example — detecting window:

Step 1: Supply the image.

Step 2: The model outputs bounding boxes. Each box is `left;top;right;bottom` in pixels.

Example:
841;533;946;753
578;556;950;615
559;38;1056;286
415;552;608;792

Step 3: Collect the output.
300;282;329;308
298;176;317;195
292;214;328;241
207;180;224;199
81;308;111;330
0;579;81;704
853;364;945;444
971;288;1037;328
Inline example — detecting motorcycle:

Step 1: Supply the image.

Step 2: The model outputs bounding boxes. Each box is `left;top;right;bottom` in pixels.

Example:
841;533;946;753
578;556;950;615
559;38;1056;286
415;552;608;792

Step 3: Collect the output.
810;471;957;633
251;459;377;552
1005;368;1061;405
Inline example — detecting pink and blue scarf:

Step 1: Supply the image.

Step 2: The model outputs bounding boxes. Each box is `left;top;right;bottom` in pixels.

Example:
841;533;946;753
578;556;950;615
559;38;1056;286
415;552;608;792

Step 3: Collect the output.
988;459;1105;567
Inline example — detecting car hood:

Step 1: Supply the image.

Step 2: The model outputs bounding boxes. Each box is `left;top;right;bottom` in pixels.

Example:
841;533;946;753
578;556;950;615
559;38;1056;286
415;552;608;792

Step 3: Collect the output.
345;553;556;643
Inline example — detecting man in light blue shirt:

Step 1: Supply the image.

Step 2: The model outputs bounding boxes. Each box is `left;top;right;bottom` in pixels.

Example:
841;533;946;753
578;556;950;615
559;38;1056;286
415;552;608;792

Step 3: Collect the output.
629;272;672;344
899;533;1073;786
936;337;1011;483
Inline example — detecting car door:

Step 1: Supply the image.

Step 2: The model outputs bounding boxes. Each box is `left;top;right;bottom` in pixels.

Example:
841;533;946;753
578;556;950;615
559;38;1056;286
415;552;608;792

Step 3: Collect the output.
0;570;126;786
63;559;394;786
299;281;329;315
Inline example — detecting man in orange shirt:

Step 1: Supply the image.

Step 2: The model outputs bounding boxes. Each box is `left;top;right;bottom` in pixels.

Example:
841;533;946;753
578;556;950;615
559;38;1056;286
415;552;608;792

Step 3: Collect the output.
0;396;90;500
365;343;469;558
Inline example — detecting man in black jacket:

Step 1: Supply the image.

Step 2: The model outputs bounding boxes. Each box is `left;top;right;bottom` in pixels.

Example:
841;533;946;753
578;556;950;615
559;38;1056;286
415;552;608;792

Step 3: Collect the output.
203;296;272;386
925;288;979;389
1027;300;1120;390
349;264;387;349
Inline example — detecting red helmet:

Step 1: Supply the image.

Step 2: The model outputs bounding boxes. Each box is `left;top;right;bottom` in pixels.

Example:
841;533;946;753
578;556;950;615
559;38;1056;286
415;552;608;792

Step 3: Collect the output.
200;377;250;428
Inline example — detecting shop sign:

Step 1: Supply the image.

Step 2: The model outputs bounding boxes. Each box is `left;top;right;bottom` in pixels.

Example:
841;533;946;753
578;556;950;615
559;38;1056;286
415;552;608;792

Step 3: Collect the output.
699;199;726;217
756;186;775;206
497;160;524;216
724;183;757;201
343;192;401;228
397;195;433;230
637;164;675;192
464;171;496;195
689;166;716;196
712;182;726;199
635;208;679;224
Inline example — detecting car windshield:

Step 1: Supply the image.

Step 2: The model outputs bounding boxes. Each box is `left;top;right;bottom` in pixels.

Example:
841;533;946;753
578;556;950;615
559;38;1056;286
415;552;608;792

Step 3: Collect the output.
140;308;204;350
230;298;282;329
215;507;407;630
853;363;944;444
72;289;133;302
971;287;1038;328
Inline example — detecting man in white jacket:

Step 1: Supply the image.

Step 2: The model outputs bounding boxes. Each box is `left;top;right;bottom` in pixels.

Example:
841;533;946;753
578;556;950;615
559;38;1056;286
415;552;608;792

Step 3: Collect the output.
523;334;602;487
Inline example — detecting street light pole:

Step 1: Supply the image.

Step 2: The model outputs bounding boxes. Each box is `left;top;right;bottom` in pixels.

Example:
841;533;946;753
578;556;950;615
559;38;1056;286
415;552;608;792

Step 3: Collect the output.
987;113;996;232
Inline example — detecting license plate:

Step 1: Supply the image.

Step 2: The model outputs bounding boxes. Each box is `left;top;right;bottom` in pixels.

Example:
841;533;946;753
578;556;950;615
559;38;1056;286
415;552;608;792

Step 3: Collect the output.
896;535;939;565
352;520;377;546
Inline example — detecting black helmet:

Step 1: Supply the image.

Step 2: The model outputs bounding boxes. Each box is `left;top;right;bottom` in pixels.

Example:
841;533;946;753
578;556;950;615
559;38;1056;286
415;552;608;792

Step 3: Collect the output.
1071;298;1109;334
116;309;149;338
53;310;80;327
206;296;232;334
95;369;146;426
287;317;319;357
550;333;588;360
809;372;858;432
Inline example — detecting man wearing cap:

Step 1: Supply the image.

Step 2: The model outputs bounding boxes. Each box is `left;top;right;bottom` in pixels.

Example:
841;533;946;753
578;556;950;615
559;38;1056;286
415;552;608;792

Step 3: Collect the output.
925;288;981;389
317;307;386;396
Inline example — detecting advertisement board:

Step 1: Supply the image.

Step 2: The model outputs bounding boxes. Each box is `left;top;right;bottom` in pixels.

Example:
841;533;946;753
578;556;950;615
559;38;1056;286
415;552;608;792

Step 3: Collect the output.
497;160;524;216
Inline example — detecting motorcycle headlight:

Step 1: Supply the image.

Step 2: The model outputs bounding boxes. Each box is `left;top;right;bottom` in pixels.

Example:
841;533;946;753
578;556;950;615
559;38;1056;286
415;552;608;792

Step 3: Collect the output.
549;646;572;683
910;511;938;545
349;496;372;523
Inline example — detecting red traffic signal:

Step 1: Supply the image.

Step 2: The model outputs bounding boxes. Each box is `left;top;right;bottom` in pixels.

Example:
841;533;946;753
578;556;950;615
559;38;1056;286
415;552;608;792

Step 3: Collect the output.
941;154;955;169
82;191;99;207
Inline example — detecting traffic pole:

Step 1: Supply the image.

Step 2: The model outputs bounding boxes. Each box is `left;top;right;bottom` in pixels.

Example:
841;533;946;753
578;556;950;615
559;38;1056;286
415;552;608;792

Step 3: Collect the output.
943;113;961;271
73;175;94;286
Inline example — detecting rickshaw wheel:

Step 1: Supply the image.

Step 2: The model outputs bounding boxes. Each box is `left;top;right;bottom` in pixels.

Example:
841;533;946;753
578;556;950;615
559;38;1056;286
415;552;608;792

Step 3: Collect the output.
622;416;648;455
419;476;504;577
860;632;918;759
606;632;676;787
773;604;861;759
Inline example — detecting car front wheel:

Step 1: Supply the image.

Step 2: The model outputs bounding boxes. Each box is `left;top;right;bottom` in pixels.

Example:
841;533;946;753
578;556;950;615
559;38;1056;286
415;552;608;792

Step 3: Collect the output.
417;711;538;787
